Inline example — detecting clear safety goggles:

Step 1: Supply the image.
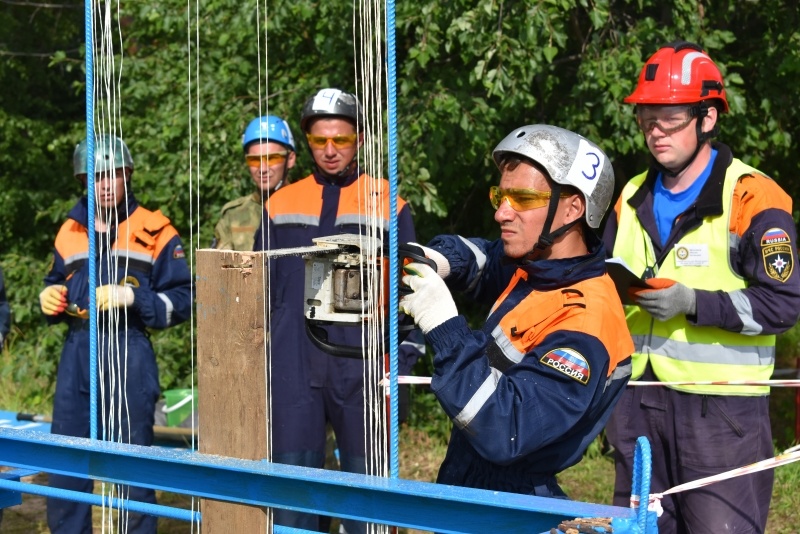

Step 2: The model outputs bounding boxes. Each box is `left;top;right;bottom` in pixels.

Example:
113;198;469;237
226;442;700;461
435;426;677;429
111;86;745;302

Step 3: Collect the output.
245;151;289;168
305;133;358;150
636;107;696;135
489;186;569;212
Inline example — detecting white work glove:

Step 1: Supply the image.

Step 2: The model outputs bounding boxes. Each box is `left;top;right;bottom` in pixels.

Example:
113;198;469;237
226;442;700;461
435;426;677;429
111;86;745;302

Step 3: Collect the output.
96;284;135;311
633;280;696;322
39;285;68;316
399;262;458;334
402;242;450;278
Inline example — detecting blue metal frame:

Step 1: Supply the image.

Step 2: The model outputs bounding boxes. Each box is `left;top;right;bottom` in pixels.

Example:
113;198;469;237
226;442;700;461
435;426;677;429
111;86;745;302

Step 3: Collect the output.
84;0;99;442
386;0;401;481
0;428;648;533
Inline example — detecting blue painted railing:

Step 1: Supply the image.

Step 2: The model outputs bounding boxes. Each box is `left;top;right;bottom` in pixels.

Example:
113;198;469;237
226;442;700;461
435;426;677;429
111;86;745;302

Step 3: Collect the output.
0;428;657;533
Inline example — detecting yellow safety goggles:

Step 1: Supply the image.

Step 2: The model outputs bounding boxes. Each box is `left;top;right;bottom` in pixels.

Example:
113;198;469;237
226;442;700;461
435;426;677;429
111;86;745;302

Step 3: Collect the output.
245;151;289;168
489;186;569;211
305;133;358;150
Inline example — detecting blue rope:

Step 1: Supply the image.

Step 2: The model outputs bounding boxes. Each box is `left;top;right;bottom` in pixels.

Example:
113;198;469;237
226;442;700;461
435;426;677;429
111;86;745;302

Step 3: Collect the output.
632;436;653;532
386;0;399;480
84;0;98;442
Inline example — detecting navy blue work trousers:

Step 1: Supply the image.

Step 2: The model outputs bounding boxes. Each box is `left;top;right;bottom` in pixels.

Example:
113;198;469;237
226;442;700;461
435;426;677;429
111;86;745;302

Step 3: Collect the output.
606;365;773;534
46;329;160;534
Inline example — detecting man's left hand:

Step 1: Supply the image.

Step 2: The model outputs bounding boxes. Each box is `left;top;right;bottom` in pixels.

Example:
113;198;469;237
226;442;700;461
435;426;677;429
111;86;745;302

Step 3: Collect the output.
96;285;135;311
632;281;696;321
399;262;458;334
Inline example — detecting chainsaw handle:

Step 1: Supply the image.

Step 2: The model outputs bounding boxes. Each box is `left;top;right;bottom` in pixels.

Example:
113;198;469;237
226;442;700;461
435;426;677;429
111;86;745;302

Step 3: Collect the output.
398;243;438;295
305;319;416;359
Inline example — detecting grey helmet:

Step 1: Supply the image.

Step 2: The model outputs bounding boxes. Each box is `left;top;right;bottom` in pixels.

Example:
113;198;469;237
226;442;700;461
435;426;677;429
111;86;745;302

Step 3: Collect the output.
73;134;134;176
300;88;364;132
492;124;614;229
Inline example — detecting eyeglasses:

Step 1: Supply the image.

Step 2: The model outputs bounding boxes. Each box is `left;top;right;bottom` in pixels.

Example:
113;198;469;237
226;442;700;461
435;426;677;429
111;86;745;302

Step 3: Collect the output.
305;133;358;149
245;151;289;168
636;109;696;135
489;186;570;211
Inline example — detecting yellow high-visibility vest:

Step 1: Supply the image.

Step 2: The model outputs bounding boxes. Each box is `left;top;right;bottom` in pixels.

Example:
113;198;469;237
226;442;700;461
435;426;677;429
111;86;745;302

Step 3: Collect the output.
614;159;774;395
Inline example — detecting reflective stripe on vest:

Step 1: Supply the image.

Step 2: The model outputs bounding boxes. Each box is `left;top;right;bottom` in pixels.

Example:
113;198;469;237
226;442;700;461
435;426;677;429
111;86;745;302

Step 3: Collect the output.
613;159;774;395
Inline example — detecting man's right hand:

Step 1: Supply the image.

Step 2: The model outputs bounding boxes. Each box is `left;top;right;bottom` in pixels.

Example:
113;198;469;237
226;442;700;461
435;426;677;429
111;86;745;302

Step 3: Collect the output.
39;285;68;316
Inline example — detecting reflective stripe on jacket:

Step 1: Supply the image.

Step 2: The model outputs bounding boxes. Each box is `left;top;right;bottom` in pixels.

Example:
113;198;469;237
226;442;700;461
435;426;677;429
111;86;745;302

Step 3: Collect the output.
426;234;633;490
614;158;776;395
47;193;192;331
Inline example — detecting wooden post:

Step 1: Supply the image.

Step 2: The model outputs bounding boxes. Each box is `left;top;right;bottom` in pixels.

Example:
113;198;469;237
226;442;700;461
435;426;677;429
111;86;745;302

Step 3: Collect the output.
196;249;270;532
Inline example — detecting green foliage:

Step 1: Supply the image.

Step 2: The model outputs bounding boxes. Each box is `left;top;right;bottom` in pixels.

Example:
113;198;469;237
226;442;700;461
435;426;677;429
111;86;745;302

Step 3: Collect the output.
1;0;800;414
408;351;451;446
0;254;62;412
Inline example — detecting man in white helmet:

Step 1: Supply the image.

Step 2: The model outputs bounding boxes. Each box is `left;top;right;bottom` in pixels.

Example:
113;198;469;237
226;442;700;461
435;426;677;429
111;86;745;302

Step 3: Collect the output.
400;124;633;497
253;88;423;533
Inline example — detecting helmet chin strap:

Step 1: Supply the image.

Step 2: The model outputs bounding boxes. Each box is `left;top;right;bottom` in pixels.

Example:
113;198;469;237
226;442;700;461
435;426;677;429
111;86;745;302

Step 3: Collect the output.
522;183;580;262
271;161;291;192
652;101;714;178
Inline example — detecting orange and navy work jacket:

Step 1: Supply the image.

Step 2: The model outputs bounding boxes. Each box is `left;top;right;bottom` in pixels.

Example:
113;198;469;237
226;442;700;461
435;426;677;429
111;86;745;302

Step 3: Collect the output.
253;170;421;395
44;194;192;331
423;233;632;493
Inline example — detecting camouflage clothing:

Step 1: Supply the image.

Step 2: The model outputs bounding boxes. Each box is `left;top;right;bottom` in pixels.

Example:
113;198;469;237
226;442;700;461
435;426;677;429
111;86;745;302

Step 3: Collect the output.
213;192;264;250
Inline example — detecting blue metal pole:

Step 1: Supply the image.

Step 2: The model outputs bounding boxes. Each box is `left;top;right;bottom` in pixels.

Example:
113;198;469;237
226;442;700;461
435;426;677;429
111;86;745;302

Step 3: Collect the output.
0;429;640;533
84;0;98;442
386;0;400;481
0;478;199;523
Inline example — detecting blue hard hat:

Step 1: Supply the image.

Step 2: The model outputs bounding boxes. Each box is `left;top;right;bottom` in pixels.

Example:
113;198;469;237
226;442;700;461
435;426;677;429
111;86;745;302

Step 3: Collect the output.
242;115;295;152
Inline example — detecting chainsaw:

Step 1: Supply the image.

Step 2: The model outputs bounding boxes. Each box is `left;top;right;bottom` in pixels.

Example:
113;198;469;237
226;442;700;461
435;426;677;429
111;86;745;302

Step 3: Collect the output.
266;234;433;358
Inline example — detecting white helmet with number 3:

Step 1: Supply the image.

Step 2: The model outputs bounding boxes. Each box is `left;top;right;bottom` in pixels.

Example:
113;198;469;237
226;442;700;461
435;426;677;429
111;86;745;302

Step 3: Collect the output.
492;124;614;229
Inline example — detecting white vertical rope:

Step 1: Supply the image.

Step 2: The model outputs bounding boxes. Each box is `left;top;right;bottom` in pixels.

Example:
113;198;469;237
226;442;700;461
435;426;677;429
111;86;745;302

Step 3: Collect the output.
89;0;136;527
354;0;389;532
186;0;201;527
255;0;276;530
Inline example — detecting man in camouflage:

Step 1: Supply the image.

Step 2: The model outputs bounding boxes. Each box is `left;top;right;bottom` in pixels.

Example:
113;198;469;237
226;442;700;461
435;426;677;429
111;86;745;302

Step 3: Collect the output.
213;115;296;250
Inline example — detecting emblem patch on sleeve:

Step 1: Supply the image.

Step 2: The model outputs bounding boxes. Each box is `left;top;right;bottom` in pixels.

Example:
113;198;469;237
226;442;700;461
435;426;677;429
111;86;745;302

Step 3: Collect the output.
761;228;793;283
540;348;590;385
173;244;186;260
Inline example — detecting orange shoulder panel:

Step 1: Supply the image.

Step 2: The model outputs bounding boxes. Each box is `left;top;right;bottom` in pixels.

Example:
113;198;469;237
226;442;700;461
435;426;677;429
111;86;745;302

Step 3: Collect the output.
119;207;178;258
552;276;633;375
730;173;793;237
266;174;323;217
337;174;407;219
54;219;89;260
614;194;624;226
502;275;632;376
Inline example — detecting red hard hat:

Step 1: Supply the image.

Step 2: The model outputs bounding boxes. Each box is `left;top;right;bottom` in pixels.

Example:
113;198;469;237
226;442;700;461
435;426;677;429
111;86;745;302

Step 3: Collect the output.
625;41;728;113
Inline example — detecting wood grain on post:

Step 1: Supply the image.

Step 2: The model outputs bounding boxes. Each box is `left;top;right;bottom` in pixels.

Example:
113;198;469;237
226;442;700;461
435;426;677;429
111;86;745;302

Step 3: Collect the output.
196;249;271;532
